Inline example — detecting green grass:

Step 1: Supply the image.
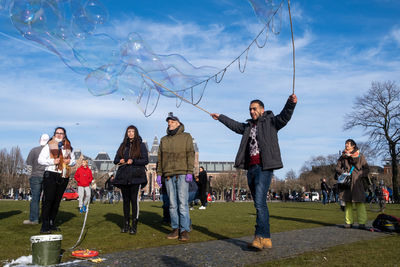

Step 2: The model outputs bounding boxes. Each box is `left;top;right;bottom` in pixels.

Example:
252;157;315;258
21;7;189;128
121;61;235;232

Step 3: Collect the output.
1;200;399;265
253;235;400;267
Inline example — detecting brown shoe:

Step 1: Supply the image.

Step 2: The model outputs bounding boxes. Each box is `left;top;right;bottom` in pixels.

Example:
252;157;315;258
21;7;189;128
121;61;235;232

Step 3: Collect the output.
261;237;272;248
248;236;272;250
166;229;179;239
178;230;189;241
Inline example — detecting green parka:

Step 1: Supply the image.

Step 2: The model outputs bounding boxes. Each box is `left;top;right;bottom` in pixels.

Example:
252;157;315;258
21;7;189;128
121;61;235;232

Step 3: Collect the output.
157;124;195;177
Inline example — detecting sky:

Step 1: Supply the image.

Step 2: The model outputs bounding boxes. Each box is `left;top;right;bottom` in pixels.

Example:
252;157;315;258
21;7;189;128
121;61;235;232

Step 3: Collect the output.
0;0;399;179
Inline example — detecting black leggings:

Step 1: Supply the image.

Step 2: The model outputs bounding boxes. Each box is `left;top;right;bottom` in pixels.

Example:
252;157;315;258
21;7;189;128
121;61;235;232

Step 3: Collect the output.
199;184;207;206
41;171;69;229
120;184;141;220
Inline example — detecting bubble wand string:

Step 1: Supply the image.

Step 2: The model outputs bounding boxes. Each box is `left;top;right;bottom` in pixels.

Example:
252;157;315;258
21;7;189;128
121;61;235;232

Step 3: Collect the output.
141;74;212;115
70;162;126;250
288;0;295;94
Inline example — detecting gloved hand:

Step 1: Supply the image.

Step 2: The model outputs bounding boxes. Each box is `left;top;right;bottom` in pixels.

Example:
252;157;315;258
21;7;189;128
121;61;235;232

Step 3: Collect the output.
185;174;193;182
156;175;162;187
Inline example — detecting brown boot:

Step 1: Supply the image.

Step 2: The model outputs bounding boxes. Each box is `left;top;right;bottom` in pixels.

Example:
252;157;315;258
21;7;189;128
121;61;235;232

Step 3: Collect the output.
248;236;272;250
166;229;179;239
178;231;189;241
261;237;272;248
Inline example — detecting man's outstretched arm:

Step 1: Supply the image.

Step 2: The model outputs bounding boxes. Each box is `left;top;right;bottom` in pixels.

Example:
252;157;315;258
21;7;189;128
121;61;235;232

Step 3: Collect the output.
210;113;246;134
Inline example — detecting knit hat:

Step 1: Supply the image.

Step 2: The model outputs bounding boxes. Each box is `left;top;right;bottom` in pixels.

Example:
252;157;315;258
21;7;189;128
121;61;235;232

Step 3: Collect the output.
166;112;180;122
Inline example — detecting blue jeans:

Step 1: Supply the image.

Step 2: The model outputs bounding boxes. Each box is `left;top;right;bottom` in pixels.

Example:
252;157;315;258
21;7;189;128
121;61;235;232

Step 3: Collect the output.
29;176;43;222
107;191;113;204
247;165;273;238
322;190;328;205
189;191;197;204
165;175;190;232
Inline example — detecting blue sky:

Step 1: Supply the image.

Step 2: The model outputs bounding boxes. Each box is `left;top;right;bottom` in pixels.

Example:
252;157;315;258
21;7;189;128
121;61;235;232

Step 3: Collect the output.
0;0;399;179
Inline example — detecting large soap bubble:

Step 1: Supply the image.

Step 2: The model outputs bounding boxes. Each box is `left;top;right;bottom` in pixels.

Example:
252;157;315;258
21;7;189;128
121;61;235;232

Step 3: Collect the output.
2;0;283;116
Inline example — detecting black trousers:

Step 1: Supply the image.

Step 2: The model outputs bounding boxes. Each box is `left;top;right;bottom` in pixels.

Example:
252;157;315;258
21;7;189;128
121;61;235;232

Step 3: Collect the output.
120;184;140;221
199;184;207;206
41;171;69;230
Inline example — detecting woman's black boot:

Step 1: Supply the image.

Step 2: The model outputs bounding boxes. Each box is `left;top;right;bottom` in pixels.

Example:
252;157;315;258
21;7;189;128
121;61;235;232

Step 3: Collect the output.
121;219;130;233
130;219;137;235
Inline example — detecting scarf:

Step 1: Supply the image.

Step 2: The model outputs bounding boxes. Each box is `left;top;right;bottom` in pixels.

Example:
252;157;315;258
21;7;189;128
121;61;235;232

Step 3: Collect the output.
167;125;180;136
48;138;72;177
343;149;360;158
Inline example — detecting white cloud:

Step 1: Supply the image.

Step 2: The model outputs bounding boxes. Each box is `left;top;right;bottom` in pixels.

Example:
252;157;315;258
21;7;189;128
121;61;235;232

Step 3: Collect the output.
390;26;400;46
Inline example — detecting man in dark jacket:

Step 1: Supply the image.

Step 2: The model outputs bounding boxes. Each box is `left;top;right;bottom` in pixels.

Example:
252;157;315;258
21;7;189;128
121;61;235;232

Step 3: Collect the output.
157;112;195;242
321;177;330;205
105;175;115;204
211;94;297;250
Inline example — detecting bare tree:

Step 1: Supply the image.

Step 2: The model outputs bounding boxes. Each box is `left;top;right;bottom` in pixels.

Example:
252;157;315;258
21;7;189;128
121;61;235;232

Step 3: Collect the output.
344;81;400;202
285;169;297;180
358;141;378;165
0;147;28;193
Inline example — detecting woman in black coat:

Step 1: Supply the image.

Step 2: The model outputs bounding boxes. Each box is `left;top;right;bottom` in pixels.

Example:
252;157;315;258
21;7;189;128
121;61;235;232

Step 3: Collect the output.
113;125;149;234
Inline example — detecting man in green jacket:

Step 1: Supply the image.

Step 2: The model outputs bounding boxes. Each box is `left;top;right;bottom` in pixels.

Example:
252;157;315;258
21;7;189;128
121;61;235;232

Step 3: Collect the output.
157;112;195;241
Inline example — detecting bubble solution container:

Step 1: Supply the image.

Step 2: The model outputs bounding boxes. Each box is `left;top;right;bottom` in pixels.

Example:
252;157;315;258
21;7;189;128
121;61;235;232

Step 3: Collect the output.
30;234;63;266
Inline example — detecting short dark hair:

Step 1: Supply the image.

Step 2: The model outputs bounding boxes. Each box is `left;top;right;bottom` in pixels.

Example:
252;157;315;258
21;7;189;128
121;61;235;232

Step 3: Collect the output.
250;99;264;108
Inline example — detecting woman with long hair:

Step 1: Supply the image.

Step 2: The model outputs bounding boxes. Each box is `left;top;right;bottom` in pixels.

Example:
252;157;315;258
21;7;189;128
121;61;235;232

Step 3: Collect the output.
38;127;76;233
335;139;369;229
113;125;149;234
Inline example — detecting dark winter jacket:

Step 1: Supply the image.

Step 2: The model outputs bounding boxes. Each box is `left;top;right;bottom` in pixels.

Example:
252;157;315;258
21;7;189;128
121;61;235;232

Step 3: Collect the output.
113;139;149;187
218;99;296;170
157;124;195;177
321;181;329;192
335;153;369;202
105;177;114;191
197;170;208;186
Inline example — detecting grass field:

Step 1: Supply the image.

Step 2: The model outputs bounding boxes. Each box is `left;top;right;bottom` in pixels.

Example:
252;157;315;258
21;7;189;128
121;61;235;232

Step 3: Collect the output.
1;200;399;265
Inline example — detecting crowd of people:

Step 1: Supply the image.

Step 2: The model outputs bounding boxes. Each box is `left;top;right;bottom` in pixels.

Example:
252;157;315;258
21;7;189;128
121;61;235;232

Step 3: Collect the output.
16;93;384;250
16;94;298;250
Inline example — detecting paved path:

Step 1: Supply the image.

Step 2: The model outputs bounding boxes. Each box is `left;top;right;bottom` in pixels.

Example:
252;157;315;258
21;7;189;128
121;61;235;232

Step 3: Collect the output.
66;224;386;267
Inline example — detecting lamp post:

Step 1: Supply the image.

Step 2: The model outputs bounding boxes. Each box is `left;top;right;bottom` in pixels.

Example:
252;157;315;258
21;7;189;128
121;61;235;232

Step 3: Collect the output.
232;174;236;202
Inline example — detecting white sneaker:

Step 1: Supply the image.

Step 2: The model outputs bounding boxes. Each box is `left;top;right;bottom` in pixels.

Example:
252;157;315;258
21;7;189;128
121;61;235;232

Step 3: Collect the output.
199;206;206;210
23;220;38;225
189;207;194;210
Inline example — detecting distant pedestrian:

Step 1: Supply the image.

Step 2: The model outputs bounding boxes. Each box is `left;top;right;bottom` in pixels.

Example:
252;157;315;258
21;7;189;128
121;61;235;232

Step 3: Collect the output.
196;166;208;210
157;112;195;242
23;133;49;225
90;180;97;203
332;183;339;203
188;177;199;210
113;125;149;235
74;159;93;213
321;177;330;205
105;175;115;203
38;127;75;234
335;139;369;229
157;176;170;224
211;94;297;250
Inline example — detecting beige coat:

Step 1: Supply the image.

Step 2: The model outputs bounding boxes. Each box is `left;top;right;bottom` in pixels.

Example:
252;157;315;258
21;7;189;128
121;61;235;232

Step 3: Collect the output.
336;153;369;203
